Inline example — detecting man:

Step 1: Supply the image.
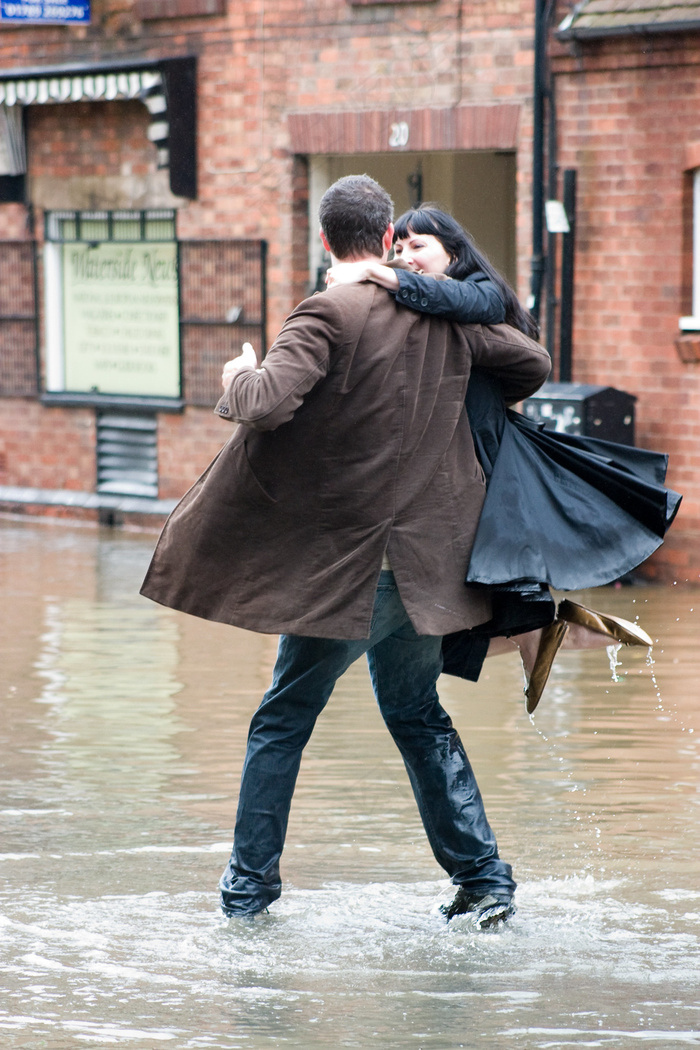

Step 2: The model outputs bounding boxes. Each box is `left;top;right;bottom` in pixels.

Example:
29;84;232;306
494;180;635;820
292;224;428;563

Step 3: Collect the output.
141;175;551;927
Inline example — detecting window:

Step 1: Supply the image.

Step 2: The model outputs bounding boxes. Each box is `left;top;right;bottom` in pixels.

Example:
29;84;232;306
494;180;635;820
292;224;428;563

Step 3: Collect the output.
680;168;700;331
44;209;181;401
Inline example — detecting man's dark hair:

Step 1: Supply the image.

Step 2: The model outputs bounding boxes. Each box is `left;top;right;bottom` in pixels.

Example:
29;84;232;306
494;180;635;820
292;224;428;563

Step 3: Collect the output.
319;175;394;260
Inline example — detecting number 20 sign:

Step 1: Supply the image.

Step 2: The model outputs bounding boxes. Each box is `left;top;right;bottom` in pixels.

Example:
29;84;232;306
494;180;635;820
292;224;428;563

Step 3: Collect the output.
389;122;409;148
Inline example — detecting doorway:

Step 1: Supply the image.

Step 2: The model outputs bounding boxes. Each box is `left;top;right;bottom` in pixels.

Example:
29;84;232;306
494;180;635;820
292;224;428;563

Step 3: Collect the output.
308;151;516;290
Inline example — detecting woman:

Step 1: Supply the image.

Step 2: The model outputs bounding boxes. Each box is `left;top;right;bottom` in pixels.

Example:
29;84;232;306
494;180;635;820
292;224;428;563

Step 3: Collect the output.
326;205;675;711
327;203;535;337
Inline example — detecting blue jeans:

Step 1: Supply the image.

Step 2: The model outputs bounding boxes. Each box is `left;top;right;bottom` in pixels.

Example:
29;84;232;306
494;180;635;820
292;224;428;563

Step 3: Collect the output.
220;571;515;915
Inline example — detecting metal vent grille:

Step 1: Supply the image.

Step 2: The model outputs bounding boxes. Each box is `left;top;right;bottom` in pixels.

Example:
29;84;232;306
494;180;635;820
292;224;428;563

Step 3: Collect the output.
96;412;158;498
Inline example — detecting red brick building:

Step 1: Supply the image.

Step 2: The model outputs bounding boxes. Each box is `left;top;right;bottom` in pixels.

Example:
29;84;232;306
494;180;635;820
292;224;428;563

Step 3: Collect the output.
552;0;700;581
0;0;697;582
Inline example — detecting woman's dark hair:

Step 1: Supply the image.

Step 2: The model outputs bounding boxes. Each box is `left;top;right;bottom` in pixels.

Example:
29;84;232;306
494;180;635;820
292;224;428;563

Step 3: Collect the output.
393;205;539;339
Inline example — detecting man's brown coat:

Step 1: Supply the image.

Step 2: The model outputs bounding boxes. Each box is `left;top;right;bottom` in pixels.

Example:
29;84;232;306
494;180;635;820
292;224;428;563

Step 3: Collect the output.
141;282;551;638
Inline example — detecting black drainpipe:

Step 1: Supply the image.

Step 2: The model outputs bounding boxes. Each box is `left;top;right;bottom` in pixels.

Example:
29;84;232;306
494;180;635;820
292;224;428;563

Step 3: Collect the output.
545;62;558;367
529;0;551;333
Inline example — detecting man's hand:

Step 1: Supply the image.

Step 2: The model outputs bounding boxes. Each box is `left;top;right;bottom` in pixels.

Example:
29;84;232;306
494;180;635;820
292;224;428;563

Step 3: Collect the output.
222;342;258;388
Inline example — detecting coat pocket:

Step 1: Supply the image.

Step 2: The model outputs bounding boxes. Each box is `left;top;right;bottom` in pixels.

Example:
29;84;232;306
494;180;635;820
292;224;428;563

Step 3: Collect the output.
231;439;279;505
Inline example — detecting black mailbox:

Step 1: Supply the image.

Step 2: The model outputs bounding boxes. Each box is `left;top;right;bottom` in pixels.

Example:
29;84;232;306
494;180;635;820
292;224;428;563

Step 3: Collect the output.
521;382;636;446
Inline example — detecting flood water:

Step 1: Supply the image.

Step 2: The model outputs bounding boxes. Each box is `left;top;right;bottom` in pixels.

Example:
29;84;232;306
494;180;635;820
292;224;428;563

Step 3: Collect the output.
1;516;699;1049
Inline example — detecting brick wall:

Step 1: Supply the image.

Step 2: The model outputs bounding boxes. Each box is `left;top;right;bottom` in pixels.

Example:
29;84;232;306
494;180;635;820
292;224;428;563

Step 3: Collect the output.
0;400;96;490
157;408;229;500
0;0;538;328
27;100;156;182
0;205;30;240
552;34;700;582
143;0;538;333
0;400;228;502
1;1;695;579
136;0;224;18
14;3;690;581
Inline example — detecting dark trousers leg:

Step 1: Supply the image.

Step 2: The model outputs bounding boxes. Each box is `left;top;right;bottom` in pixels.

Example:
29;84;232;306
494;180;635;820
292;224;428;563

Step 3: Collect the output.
220;573;515;915
367;624;516;898
219;577;410;914
219;633;367;914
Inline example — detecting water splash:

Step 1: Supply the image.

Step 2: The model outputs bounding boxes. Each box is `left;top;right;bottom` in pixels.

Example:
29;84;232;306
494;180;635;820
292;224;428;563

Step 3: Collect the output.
606;642;622;682
646;646;664;711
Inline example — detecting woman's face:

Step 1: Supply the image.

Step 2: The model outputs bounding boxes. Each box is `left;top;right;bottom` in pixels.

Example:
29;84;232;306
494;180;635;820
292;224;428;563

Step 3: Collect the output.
393;230;451;274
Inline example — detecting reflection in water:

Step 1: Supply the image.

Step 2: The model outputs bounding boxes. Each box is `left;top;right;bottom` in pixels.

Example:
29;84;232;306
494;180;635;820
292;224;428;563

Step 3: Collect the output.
0;519;699;1049
35;596;183;789
36;596;182;791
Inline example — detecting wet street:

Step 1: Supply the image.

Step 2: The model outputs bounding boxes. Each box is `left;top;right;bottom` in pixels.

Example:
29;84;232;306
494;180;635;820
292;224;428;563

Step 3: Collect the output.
1;516;699;1049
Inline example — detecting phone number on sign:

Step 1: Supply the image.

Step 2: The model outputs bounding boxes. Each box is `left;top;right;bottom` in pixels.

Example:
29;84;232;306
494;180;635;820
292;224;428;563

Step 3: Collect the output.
1;2;88;17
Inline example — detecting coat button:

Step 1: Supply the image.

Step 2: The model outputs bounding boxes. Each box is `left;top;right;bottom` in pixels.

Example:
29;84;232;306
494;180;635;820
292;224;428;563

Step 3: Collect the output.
410;293;418;302
420;298;428;306
401;289;409;298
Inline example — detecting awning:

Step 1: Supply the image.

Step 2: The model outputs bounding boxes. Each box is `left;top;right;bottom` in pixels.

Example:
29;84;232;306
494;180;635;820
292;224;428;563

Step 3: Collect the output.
0;55;196;198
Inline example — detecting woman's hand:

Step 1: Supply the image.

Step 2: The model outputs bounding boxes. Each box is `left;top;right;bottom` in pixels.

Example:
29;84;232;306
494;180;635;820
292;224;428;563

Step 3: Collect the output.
222;342;258;388
326;260;400;291
325;261;372;287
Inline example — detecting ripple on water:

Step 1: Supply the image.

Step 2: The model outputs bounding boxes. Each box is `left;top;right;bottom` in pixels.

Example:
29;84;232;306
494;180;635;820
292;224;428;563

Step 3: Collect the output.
1;873;699;1048
1;524;699;1049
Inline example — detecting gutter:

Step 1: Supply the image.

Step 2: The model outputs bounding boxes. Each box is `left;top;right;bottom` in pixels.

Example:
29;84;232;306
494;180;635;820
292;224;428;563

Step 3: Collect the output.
558;17;700;42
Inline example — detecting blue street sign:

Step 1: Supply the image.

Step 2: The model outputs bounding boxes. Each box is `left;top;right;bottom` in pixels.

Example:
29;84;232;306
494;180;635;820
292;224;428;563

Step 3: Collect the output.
0;0;90;22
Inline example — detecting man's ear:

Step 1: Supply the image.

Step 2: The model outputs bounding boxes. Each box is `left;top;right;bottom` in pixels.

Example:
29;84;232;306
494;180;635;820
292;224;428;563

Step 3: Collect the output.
320;228;332;253
382;223;395;257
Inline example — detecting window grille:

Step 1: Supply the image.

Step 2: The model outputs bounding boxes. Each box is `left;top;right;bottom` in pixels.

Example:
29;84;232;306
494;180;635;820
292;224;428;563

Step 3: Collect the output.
45;209;176;243
179;240;267;407
0;241;38;397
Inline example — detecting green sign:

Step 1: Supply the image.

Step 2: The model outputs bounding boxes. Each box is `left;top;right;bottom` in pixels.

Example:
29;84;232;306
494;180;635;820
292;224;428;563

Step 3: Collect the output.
62;242;180;397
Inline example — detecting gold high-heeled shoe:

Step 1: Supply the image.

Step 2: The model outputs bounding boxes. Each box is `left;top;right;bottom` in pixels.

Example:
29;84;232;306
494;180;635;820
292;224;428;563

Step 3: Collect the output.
524;620;570;714
557;599;653;647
